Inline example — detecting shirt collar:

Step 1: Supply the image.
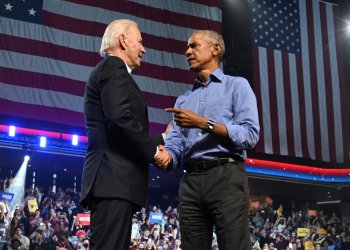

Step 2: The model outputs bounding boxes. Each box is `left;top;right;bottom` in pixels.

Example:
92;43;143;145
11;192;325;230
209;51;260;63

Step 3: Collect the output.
193;68;224;90
125;63;132;74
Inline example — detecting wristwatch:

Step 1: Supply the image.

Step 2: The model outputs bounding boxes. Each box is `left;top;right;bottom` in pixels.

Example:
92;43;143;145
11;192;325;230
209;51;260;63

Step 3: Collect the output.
205;119;215;132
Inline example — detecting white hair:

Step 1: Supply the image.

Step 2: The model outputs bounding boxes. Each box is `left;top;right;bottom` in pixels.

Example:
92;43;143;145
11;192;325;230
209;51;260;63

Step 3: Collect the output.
99;19;138;57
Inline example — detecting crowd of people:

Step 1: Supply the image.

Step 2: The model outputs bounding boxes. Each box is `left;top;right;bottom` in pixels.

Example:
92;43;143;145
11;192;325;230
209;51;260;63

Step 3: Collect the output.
0;180;350;249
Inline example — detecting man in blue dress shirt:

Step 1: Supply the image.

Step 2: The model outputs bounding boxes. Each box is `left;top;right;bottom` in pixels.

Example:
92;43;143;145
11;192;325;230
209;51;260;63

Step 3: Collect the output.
161;30;260;249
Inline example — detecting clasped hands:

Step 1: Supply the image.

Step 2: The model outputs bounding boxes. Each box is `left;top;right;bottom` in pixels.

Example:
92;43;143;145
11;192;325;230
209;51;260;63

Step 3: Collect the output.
155;145;172;170
154;108;202;170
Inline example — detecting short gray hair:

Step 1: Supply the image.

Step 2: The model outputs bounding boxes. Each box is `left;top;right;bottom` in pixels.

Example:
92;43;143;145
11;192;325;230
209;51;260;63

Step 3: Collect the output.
192;30;225;60
99;19;137;57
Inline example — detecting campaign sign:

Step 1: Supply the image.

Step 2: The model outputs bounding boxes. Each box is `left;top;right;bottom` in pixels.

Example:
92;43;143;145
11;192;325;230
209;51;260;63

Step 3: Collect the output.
0;192;14;202
149;212;163;224
76;213;90;226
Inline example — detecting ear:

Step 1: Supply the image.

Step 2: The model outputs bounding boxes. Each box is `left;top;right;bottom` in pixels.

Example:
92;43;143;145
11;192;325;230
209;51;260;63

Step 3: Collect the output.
212;44;221;57
119;34;127;50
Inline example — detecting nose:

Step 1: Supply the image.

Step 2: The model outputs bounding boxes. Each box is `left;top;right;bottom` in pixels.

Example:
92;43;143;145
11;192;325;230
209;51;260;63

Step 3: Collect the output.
141;44;146;54
185;47;191;57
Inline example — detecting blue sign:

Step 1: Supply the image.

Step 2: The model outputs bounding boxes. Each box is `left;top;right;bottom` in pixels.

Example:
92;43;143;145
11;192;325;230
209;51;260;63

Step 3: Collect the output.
0;192;14;202
149;212;163;224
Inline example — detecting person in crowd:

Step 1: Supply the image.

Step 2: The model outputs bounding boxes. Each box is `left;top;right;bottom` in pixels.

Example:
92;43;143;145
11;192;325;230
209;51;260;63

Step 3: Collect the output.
50;210;69;234
160;29;260;250
80;19;167;250
77;238;90;250
138;242;146;250
295;237;305;250
13;226;30;250
140;229;151;243
12;208;27;236
28;209;42;235
8;238;22;250
29;228;48;250
173;238;182;250
145;238;156;250
73;229;87;249
51;231;74;250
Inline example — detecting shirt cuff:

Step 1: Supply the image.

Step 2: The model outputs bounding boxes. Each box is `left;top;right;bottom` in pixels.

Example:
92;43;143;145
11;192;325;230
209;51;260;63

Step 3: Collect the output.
154;146;159;159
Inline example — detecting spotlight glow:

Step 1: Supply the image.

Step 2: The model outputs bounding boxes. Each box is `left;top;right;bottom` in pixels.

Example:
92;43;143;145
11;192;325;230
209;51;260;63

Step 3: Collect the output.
8;155;29;211
39;136;47;148
72;134;78;146
9;125;16;137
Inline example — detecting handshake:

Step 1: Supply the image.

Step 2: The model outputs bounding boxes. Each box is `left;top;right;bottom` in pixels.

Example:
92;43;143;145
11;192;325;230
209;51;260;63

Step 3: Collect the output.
154;145;172;170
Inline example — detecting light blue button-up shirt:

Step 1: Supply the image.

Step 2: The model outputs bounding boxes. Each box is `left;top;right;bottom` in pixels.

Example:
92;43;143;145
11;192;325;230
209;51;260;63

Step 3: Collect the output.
164;68;260;169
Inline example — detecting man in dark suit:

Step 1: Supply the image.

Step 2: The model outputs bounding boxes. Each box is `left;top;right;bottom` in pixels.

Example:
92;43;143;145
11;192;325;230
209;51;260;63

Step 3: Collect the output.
80;19;169;250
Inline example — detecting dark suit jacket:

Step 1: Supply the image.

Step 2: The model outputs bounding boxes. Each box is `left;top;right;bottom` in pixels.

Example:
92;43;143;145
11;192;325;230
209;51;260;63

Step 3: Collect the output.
81;56;163;209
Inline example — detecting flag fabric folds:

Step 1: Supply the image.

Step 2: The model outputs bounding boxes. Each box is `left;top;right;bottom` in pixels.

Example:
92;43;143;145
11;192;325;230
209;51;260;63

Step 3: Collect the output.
251;0;349;163
0;0;222;134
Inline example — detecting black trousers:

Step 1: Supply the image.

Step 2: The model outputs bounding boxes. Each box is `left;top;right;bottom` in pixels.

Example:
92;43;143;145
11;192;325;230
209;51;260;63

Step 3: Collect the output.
179;161;251;250
89;197;136;250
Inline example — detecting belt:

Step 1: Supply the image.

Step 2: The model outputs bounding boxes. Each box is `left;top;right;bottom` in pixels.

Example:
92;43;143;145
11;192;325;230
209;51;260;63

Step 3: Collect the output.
184;158;236;173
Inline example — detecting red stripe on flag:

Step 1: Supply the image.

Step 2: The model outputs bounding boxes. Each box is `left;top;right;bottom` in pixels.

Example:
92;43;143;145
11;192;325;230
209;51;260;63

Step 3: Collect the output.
134;64;195;85
43;11;188;55
143;92;177;110
252;46;265;153
2;34;194;86
281;52;295;156
320;3;336;163
149;122;167;135
67;0;221;31
0;99;84;127
0;34;100;67
306;0;321;160
186;0;222;8
267;48;280;154
0;67;85;96
296;55;309;159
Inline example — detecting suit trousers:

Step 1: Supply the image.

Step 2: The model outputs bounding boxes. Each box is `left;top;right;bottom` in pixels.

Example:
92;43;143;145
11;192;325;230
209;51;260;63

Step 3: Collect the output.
179;161;251;250
89;197;135;250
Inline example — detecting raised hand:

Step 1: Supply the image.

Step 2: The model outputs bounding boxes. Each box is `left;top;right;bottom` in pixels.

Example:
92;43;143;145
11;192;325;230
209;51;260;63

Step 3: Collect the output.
165;108;206;128
155;145;172;170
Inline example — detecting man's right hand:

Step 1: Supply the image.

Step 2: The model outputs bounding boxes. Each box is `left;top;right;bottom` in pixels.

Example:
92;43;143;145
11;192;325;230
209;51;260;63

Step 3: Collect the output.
155;145;172;170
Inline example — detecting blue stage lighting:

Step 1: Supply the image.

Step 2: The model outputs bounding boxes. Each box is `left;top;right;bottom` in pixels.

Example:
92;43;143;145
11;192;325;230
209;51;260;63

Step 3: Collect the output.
9;125;16;137
39;136;47;148
24;155;30;161
72;135;78;146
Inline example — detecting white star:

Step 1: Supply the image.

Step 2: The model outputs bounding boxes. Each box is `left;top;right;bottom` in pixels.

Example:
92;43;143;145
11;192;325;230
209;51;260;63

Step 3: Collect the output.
5;3;13;11
28;8;36;16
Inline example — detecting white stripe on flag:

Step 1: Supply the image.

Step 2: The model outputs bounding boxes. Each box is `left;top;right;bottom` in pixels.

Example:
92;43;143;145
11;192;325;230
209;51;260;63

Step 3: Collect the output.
288;53;303;157
313;0;330;162
326;4;343;162
258;47;273;154
148;107;173;124
0;82;83;112
1;17;189;71
0;82;172;125
44;0;196;42
274;50;288;155
299;0;315;160
0;50;91;82
0;50;191;98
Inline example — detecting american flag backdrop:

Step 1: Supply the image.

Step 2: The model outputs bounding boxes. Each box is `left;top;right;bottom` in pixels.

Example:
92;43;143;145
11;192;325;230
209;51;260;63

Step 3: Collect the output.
251;0;349;164
0;0;221;135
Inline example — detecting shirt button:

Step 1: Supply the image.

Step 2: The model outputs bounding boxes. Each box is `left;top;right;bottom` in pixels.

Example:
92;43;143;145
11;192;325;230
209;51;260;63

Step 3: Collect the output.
201;101;204;105
198;132;202;136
